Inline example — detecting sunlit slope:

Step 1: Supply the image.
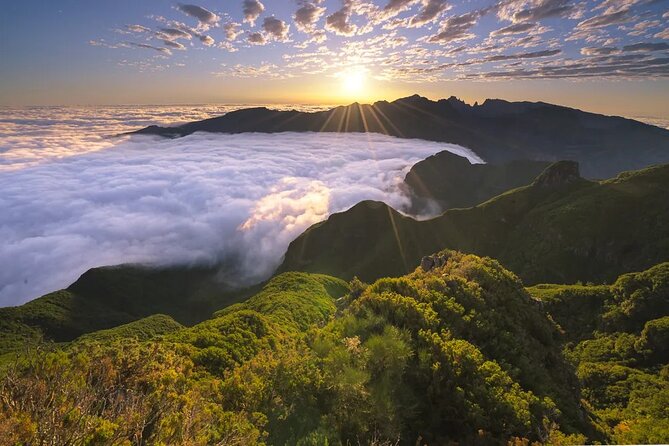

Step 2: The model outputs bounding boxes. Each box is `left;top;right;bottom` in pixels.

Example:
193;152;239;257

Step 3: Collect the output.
280;162;669;284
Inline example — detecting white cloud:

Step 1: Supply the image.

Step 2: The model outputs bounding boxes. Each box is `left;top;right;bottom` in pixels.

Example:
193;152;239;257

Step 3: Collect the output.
262;16;290;41
224;22;243;41
0;118;481;307
176;3;220;27
295;1;327;33
247;31;268;44
243;0;265;25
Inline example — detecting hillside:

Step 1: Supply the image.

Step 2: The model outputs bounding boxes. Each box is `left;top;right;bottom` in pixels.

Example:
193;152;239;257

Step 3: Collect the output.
0;254;596;444
279;162;669;285
132;95;669;178
2;253;667;444
74;314;184;344
0;263;255;357
403;150;550;212
528;262;669;443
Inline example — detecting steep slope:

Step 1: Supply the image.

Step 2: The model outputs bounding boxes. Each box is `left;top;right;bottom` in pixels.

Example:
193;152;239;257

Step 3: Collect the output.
403;150;550;212
133;95;669;178
279;162;669;285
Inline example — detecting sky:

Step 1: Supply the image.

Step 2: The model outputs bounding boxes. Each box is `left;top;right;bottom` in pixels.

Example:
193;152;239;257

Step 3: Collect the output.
0;0;668;117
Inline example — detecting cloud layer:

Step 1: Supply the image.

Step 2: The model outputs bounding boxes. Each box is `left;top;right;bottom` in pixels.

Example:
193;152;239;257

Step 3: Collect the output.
0;112;481;307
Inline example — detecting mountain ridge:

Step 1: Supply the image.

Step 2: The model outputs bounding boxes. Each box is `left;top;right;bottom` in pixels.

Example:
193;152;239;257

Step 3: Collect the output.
132;94;669;178
279;161;669;285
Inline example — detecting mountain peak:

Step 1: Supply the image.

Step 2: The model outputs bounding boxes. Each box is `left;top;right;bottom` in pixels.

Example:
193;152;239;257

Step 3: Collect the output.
532;160;581;187
393;94;431;105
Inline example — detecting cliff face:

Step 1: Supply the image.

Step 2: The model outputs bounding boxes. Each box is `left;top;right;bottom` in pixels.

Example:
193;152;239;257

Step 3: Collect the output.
132;95;669;178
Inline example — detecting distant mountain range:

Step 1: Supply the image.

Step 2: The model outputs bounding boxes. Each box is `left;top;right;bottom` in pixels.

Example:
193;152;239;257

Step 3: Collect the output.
133;94;669;178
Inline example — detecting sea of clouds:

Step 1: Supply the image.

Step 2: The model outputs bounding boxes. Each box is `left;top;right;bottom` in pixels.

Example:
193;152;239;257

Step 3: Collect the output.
0;106;483;306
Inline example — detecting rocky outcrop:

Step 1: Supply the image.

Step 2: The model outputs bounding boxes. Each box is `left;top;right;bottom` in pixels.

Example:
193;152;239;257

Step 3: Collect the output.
532;161;581;187
420;253;450;272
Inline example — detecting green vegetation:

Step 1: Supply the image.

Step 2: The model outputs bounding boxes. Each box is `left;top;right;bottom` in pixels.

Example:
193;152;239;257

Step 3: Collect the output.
75;314;184;344
280;162;669;286
11;253;669;444
1;163;668;444
0;264;258;357
529;262;669;444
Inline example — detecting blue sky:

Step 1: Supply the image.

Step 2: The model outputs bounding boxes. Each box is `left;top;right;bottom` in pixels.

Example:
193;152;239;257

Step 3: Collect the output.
0;0;667;116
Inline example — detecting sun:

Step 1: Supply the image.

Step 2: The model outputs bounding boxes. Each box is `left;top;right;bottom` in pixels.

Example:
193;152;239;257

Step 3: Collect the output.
338;67;368;99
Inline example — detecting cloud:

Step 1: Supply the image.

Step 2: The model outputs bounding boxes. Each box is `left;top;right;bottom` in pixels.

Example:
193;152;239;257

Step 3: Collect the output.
656;28;669;39
224;22;243;41
580;46;619;55
151;16;216;47
627;20;660;36
127;42;172;55
593;0;641;14
243;0;265;25
162;40;187;50
622;42;669;51
463;53;669;79
216;62;282;77
294;1;327;33
484;48;561;61
198;34;215;46
0;122;481;306
262;17;290;41
409;0;450;26
176;3;220;26
158;27;192;40
325;0;358;36
247;32;267;45
490;22;538;36
497;0;581;23
124;24;152;34
374;0;421;21
427;10;486;43
576;9;631;29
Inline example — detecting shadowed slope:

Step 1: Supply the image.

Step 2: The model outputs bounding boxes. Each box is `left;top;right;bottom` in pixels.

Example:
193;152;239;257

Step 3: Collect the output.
403;150;551;212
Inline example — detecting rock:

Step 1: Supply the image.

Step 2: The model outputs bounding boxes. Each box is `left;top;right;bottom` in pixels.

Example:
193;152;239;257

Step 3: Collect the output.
420;256;435;272
421;254;449;271
532;160;581;187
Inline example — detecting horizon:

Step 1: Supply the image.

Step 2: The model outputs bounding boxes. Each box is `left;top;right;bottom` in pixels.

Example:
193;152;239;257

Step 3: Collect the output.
1;1;668;117
2;94;668;124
